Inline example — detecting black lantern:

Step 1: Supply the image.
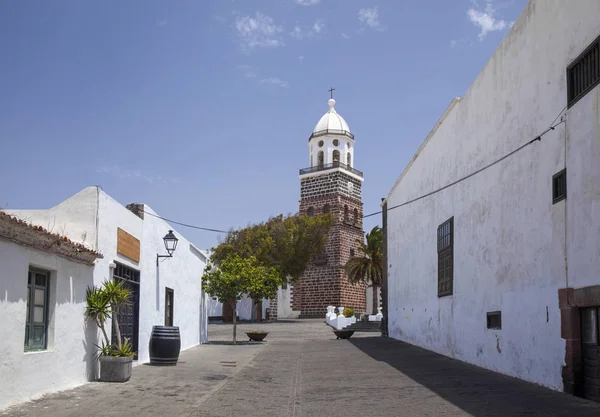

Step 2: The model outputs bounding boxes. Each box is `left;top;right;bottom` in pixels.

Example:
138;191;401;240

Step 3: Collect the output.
157;230;179;265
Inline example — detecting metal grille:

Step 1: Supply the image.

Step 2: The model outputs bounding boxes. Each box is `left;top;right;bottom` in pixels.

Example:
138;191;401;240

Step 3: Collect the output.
112;263;140;358
567;34;600;108
437;217;454;297
299;161;364;177
553;169;567;204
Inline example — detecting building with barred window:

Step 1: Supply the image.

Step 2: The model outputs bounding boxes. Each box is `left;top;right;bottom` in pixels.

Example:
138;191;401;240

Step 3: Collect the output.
382;0;600;402
1;186;209;409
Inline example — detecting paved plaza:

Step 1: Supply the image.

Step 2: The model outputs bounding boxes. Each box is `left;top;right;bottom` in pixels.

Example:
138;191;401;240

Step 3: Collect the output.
3;319;600;416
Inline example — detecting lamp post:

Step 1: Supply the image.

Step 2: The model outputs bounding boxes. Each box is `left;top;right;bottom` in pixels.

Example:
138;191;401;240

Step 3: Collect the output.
157;230;179;266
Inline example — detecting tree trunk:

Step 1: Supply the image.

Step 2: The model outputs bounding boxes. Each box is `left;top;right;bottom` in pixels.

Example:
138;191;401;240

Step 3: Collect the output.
231;300;237;345
97;320;110;346
112;306;122;349
372;285;379;315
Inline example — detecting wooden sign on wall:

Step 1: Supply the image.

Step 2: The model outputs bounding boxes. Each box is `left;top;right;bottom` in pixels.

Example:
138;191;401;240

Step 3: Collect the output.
117;228;141;262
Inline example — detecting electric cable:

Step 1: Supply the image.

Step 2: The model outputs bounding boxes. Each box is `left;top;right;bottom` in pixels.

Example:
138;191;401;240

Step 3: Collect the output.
363;108;568;220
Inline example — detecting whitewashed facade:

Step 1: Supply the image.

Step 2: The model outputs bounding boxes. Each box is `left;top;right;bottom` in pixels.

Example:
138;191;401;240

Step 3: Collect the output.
0;212;102;410
383;0;600;398
3;186;209;408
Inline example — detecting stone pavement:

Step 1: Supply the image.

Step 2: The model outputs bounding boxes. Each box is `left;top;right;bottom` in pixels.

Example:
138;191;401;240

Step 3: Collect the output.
3;319;600;416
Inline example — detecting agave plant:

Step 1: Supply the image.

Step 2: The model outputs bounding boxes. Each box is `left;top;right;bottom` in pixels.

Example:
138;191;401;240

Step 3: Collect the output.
86;279;134;358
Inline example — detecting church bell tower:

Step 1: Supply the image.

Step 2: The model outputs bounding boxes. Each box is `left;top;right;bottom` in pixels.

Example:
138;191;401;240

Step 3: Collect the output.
292;94;366;317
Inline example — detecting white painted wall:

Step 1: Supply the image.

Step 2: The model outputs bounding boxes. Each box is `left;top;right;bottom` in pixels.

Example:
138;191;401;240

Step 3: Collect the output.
277;285;300;319
309;135;354;168
365;286;381;315
7;186;209;383
207;295;267;322
384;0;600;391
0;240;96;410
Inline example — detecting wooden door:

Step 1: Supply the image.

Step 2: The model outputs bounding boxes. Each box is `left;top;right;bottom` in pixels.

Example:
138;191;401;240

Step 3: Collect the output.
582;307;600;402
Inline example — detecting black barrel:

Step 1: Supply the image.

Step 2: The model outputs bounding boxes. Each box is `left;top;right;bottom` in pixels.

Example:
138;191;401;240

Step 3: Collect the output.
149;326;181;366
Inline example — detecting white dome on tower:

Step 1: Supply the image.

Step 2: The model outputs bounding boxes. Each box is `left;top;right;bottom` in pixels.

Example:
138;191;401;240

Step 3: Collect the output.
312;99;351;135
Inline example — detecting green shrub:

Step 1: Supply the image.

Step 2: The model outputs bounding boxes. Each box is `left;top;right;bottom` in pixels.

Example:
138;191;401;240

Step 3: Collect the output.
343;308;354;318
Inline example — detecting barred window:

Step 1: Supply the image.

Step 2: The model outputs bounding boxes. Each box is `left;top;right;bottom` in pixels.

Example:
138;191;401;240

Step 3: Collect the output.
567;34;600;108
437;217;454;297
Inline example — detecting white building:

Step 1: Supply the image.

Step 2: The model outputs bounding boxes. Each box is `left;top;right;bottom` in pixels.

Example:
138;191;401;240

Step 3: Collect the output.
382;0;600;402
207;294;267;322
0;211;102;410
2;186;209;408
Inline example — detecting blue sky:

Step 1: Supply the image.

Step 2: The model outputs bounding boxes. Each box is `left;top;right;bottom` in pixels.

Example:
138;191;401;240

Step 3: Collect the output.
0;0;528;250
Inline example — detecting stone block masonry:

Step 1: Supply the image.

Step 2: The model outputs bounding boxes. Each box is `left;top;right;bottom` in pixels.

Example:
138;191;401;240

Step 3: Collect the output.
293;169;366;318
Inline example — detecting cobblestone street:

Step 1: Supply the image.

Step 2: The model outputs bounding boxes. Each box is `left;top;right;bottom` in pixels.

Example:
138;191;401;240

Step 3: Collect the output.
3;320;600;416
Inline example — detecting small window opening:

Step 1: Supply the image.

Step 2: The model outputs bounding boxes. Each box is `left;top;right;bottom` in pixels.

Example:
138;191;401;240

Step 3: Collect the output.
552;169;566;204
487;311;502;330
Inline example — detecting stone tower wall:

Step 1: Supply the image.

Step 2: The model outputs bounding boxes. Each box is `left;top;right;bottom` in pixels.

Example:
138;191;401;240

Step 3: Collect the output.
292;169;366;318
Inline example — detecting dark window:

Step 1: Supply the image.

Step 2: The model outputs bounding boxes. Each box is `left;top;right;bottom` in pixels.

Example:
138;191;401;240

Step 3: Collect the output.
487;311;502;330
437;217;454;297
567;34;600;108
353;208;359;226
307;206;315;216
314;252;328;266
344;205;349;222
317;151;324;168
333;150;340;164
165;288;174;326
350;248;355;257
347;152;352;166
323;204;330;214
113;263;140;283
553;169;567;204
25;268;50;351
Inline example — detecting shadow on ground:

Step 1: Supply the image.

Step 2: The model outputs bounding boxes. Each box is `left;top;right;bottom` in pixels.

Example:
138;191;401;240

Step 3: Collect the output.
208;320;302;326
349;336;600;417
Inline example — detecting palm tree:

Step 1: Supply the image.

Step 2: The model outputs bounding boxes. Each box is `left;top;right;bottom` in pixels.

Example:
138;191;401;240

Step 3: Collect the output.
345;225;383;315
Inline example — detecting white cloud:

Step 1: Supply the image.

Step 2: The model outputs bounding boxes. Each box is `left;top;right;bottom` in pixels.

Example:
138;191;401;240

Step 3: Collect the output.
358;6;385;31
260;77;289;88
298;56;304;61
341;32;350;39
156;20;167;27
96;166;180;185
291;20;325;39
467;0;508;41
235;12;284;52
290;25;304;40
295;0;320;6
236;64;256;78
310;20;325;35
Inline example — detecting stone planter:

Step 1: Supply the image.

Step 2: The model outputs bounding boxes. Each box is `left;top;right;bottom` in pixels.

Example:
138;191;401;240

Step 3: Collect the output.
333;330;355;340
247;332;268;342
99;356;133;382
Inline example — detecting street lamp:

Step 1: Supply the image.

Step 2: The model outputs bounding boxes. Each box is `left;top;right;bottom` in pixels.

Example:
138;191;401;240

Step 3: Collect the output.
157;230;179;266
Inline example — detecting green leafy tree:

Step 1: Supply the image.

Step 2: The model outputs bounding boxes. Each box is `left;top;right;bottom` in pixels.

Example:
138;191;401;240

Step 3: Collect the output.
85;279;134;357
345;225;383;315
211;213;332;285
202;255;282;344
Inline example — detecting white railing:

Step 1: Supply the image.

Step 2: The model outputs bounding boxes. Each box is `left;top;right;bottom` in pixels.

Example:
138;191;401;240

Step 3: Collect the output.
324;305;383;330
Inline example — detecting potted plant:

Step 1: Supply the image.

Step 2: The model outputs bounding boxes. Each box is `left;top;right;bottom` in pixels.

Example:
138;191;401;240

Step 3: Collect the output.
246;330;269;342
86;279;135;382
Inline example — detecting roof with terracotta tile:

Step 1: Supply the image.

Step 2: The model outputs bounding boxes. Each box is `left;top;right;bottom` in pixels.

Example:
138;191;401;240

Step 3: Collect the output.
0;211;103;265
